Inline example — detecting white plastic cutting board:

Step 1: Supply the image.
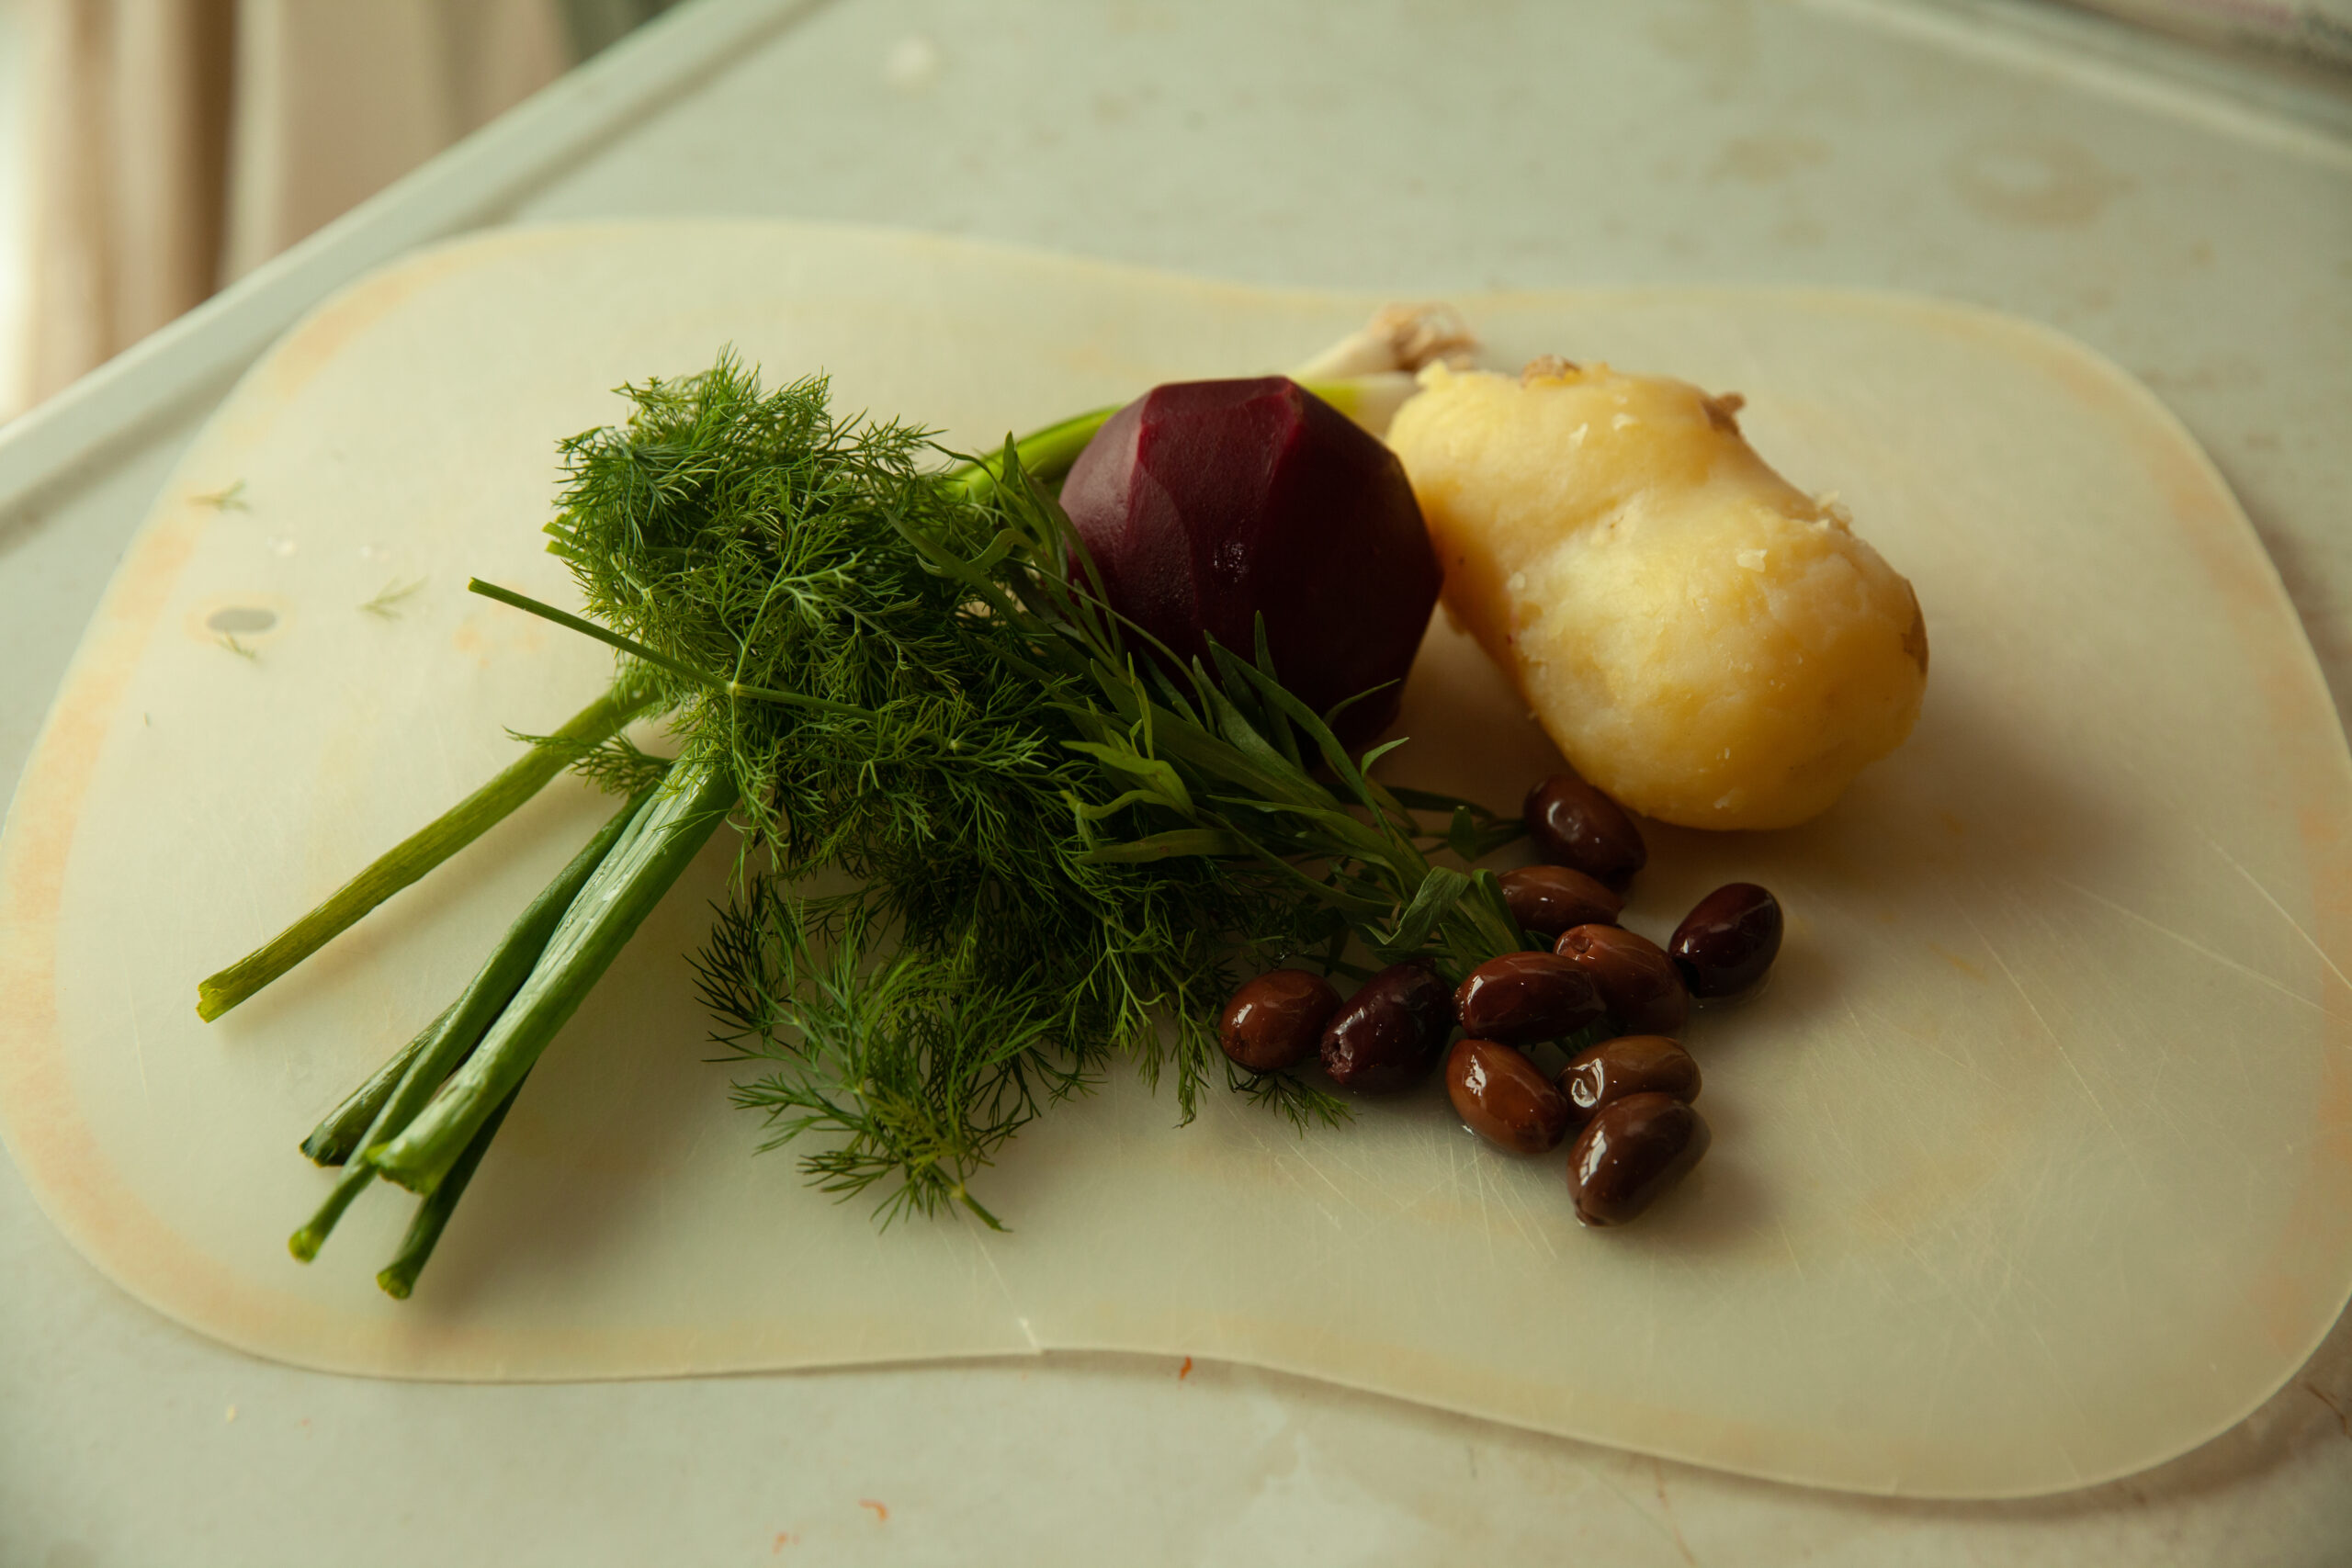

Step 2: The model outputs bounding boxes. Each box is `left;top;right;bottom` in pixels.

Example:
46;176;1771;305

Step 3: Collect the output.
3;222;2347;1500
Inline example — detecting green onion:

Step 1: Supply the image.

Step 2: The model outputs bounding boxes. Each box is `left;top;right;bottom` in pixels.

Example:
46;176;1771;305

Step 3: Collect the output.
288;786;651;1261
370;758;737;1196
944;404;1115;505
197;682;656;1021
376;1068;531;1299
300;1003;447;1166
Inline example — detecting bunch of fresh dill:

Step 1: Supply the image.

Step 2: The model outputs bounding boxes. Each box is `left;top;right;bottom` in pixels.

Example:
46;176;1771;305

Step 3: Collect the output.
201;355;1526;1292
548;356;1351;1223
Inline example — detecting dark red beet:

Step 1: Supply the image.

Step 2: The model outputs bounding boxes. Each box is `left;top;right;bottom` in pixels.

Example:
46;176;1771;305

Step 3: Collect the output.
1059;378;1442;747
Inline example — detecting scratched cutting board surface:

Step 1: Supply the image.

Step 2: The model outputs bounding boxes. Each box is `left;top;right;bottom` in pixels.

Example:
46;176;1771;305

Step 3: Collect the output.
3;222;2348;1499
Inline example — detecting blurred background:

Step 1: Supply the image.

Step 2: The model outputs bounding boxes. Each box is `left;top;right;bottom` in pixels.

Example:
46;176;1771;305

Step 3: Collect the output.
0;0;2342;426
0;0;682;423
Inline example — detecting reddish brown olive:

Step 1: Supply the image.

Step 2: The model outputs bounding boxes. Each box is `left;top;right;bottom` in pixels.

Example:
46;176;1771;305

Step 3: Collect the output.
1558;1035;1702;1125
1524;773;1645;890
1670;883;1784;998
1554;924;1690;1036
1566;1092;1711;1227
1453;951;1605;1047
1219;969;1342;1073
1321;963;1453;1094
1497;864;1623;938
1446;1039;1573;1155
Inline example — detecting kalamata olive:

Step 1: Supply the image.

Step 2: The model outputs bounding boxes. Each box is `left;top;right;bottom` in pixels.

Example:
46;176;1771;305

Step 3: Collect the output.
1453;951;1605;1047
1566;1092;1711;1227
1219;969;1342;1073
1321;963;1453;1093
1524;772;1645;889
1558;1035;1702;1125
1669;883;1783;998
1497;864;1623;938
1446;1039;1573;1155
1553;924;1690;1036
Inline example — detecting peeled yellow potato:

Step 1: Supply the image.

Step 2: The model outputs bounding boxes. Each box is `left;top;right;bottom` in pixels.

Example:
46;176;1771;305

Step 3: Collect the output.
1387;359;1928;829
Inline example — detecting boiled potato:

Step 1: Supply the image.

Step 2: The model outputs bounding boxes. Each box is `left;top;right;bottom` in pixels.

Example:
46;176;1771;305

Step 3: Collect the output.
1387;359;1927;830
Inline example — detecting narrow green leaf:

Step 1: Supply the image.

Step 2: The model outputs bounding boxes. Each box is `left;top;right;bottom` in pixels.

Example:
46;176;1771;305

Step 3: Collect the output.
1447;805;1476;862
1384;866;1470;953
1062;739;1193;816
1386;785;1501;818
1075;829;1252;864
1469;868;1532;952
1248;617;1306;770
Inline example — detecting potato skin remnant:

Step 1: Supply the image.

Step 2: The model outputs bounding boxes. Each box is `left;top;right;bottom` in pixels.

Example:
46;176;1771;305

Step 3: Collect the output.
1387;361;1928;829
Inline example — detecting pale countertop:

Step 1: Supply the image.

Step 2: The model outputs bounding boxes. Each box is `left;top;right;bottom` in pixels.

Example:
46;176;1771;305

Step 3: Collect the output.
4;1;2350;1562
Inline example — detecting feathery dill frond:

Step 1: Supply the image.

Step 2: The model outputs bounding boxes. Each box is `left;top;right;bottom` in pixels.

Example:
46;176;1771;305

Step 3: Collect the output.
552;356;1359;1224
245;354;1525;1290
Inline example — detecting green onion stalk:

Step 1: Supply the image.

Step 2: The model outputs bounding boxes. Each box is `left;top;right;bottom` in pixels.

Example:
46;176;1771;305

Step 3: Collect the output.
198;356;1524;1295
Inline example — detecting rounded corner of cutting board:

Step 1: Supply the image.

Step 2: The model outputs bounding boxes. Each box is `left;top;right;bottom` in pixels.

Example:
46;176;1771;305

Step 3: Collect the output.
4;223;2350;1501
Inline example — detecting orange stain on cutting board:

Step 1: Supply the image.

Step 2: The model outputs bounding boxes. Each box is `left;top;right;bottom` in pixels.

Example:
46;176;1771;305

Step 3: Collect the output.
1929;944;1987;981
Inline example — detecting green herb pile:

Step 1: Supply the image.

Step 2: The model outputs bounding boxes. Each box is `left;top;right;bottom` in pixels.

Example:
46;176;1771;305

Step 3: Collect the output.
199;355;1527;1294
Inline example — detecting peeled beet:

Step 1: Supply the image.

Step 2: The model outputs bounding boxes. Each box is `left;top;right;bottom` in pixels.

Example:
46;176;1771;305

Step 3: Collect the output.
1059;378;1442;746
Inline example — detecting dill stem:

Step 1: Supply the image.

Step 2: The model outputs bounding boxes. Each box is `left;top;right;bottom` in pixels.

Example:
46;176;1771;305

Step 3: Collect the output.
372;758;739;1196
288;790;650;1261
466;581;872;718
376;1068;530;1299
196;682;656;1021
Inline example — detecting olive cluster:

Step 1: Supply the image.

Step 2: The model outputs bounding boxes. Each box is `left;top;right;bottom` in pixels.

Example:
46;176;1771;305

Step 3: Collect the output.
1216;771;1782;1229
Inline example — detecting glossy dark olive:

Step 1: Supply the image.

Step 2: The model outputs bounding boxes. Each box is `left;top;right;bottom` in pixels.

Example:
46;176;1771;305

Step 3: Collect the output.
1553;924;1690;1037
1558;1035;1702;1126
1669;883;1784;998
1446;1039;1573;1155
1497;864;1623;939
1566;1092;1711;1227
1321;963;1453;1094
1453;952;1605;1048
1523;772;1645;890
1219;969;1342;1073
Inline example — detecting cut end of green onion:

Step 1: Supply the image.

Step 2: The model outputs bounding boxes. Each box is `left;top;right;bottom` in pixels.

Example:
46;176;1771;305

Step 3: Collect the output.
362;1144;438;1198
288;1228;323;1263
298;1128;354;1168
195;980;232;1022
376;1265;417;1300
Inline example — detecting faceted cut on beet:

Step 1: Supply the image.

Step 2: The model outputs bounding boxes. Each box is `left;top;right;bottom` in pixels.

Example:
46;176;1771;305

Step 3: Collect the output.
1059;377;1442;746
